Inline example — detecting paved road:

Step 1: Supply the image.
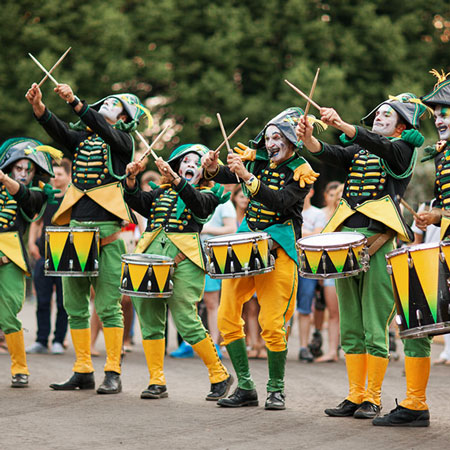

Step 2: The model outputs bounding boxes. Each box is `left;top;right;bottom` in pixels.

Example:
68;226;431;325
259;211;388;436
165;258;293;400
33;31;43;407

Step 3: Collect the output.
1;299;449;449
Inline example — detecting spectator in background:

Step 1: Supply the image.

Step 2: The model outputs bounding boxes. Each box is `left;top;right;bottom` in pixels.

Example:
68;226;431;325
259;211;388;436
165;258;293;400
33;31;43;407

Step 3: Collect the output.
26;158;71;355
297;188;327;362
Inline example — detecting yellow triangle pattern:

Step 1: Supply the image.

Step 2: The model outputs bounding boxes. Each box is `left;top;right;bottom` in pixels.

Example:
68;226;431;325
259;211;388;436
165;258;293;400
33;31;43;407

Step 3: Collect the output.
304;250;323;274
212;245;229;274
441;242;450;272
232;242;253;268
389;252;410;327
72;231;94;272
153;265;171;293
128;263;148;292
48;231;69;271
328;248;349;273
0;232;28;273
353;244;365;265
258;239;269;267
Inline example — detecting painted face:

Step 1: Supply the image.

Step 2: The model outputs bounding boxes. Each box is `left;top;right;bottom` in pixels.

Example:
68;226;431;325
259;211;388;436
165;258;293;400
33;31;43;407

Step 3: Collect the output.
178;153;202;185
371;104;400;137
264;125;294;164
11;159;36;185
98;97;124;124
434;105;450;140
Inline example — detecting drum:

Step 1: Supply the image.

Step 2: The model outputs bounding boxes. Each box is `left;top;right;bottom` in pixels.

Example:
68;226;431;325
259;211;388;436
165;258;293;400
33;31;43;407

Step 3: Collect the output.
386;241;450;339
205;232;275;279
297;232;369;279
120;254;175;298
45;227;100;277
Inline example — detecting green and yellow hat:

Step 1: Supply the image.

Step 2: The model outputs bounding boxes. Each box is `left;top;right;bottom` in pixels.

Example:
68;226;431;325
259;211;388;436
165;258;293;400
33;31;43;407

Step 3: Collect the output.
167;144;210;169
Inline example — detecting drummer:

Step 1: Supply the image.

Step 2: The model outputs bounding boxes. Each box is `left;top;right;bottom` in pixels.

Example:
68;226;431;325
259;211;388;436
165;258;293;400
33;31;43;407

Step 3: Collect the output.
124;144;233;401
26;82;148;394
381;70;450;427
296;94;427;420
201;107;319;410
0;138;61;387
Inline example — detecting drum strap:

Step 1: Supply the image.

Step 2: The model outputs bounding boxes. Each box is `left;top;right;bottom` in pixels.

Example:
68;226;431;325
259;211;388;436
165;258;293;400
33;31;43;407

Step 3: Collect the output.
174;252;187;267
0;255;10;266
100;231;121;247
366;229;395;256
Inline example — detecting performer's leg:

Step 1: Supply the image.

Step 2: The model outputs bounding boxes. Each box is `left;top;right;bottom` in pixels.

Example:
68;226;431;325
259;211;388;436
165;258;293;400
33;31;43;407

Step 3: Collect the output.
373;337;431;427
33;257;52;349
0;262;29;387
92;239;125;394
53;277;68;348
255;249;297;410
217;276;258;407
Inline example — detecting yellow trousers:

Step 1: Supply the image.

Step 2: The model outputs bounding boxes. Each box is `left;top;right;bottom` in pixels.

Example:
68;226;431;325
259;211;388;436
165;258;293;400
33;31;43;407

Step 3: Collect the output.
218;248;297;352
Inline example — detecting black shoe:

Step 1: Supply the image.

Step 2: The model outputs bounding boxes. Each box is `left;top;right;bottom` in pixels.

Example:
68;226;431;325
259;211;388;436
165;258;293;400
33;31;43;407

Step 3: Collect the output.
325;399;361;417
217;387;259;407
308;330;323;358
96;371;122;394
354;401;381;419
206;374;234;401
11;374;29;388
141;384;168;399
299;347;314;363
50;372;95;390
265;391;286;410
373;404;430;427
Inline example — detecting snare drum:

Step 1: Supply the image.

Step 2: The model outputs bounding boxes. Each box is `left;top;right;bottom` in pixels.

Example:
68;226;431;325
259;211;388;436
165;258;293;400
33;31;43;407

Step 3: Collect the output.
297;232;369;279
120;254;174;298
386;241;450;339
45;227;100;277
205;232;275;279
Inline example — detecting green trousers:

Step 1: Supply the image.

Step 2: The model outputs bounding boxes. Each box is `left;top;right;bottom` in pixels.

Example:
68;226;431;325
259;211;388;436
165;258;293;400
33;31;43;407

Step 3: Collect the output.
132;231;207;344
63;221;124;329
0;253;25;334
336;227;396;358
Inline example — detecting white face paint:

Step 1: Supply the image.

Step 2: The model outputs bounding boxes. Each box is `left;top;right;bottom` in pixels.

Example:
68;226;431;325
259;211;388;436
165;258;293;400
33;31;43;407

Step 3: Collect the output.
178;153;202;185
371;104;401;137
98;98;124;124
264;125;294;164
11;159;36;185
434;105;450;140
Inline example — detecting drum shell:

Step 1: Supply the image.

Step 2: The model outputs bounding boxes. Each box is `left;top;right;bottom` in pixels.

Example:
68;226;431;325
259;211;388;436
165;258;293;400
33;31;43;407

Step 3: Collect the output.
386;241;450;339
44;227;100;277
120;253;174;298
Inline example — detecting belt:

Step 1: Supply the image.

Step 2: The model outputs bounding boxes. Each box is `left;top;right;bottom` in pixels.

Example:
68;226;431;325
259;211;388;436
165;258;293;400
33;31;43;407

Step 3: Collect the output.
174;252;187;266
365;229;395;256
0;255;11;266
100;231;121;247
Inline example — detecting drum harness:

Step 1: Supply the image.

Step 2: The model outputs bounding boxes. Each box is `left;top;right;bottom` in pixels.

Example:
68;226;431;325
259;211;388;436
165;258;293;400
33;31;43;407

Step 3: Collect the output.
365;229;396;256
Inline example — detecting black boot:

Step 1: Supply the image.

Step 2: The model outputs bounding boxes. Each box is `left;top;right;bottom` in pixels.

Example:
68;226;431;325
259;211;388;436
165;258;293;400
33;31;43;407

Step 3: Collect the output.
217;387;258;407
206;374;234;401
353;401;381;419
324;399;361;417
141;384;168;399
372;404;430;427
265;391;286;410
11;374;29;388
50;372;95;390
308;330;323;358
97;371;121;394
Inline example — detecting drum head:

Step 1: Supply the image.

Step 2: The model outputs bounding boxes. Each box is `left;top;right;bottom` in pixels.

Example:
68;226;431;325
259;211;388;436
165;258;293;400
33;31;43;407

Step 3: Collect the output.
297;232;366;250
121;253;174;264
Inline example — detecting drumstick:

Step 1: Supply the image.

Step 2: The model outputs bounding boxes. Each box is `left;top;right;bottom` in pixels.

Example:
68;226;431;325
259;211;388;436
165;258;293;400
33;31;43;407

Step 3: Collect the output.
28;53;59;86
135;125;171;162
304;68;320;117
399;197;419;220
37;47;71;88
284;79;321;112
216;113;240;182
214;117;248;155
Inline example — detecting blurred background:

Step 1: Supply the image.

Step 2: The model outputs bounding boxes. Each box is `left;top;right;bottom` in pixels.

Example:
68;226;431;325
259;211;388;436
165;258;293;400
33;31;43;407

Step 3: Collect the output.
1;0;449;209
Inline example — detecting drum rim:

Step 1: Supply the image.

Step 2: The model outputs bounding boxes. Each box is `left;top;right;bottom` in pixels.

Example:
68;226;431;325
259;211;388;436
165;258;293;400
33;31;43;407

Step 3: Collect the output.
45;226;100;233
44;270;99;277
399;322;450;339
208;265;274;279
121;253;174;265
119;287;172;298
296;232;366;251
205;231;270;246
385;241;441;260
299;268;364;280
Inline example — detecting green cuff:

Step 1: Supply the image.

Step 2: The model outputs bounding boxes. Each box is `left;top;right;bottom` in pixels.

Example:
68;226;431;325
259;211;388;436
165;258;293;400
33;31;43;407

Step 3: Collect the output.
339;126;358;145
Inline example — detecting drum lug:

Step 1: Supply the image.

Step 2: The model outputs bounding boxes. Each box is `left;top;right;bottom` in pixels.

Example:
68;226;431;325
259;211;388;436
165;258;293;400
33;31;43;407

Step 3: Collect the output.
147;280;152;292
416;309;423;326
386;264;392;275
44;259;49;269
70;232;74;244
252;243;258;254
227;246;233;258
69;259;73;270
230;261;235;273
209;262;216;274
94;259;99;271
169;266;174;277
148;266;153;277
348;252;354;269
268;239;273;250
122;277;127;288
321;253;327;272
123;264;128;276
395;315;402;326
408;256;413;269
255;258;261;270
45;233;49;243
440;251;446;263
169;280;174;290
300;252;306;270
269;254;275;266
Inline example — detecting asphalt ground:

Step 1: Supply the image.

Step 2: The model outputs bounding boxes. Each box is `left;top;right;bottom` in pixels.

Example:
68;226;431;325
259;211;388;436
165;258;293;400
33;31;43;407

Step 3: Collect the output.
1;298;450;450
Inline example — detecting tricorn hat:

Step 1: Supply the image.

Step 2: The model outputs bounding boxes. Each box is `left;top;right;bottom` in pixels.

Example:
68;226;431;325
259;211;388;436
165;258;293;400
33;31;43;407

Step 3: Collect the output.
421;69;450;108
167;144;210;170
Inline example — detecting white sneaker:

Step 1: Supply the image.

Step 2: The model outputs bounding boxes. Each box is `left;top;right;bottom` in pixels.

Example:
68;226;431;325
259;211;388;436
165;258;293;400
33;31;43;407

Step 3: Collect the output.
26;342;48;354
51;342;65;355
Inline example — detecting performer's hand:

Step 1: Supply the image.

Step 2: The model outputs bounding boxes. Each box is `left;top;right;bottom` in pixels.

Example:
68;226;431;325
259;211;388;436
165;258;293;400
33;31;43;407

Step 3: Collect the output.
401;129;425;148
29;242;41;261
155;158;179;183
319;107;343;127
0;170;5;183
54;84;75;103
125;162;145;189
416;210;441;230
233;142;256;161
293;161;320;188
25;83;46;118
296;115;314;143
201;150;220;173
227;153;250;179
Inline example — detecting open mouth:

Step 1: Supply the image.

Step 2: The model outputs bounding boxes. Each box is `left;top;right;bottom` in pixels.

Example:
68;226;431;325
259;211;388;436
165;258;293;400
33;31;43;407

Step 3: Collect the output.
268;148;280;159
184;169;195;181
438;125;449;134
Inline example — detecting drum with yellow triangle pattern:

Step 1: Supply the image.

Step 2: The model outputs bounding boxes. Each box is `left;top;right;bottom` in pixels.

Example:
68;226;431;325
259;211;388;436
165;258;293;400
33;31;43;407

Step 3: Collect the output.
297;232;369;279
386;241;450;339
45;227;100;276
120;254;175;298
205;232;275;279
